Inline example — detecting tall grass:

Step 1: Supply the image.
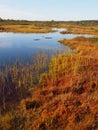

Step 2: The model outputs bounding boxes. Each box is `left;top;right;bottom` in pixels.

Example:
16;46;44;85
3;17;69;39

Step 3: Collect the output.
0;52;49;113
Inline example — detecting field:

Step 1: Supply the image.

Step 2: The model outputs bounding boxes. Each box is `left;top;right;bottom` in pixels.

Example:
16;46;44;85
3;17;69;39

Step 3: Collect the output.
0;19;98;130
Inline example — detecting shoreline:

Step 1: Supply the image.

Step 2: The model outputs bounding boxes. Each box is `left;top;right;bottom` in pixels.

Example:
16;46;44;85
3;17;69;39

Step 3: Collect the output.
0;20;98;129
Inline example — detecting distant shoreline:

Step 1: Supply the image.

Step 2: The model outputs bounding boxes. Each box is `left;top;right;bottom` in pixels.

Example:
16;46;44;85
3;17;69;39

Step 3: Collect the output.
0;19;98;35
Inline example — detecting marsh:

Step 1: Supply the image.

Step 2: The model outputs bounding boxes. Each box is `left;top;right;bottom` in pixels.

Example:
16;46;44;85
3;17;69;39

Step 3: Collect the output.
0;28;92;64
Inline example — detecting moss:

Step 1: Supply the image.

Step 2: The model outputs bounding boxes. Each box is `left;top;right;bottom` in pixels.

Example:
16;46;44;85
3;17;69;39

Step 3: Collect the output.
38;123;46;130
26;100;40;110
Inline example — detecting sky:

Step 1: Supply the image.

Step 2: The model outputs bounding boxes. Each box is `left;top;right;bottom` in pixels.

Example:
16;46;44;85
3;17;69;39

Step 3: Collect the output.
0;0;98;21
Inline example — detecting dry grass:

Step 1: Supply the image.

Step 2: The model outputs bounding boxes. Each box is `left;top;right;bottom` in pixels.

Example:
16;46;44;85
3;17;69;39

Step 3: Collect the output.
1;20;98;35
60;25;98;36
16;37;98;130
0;20;98;129
0;24;55;33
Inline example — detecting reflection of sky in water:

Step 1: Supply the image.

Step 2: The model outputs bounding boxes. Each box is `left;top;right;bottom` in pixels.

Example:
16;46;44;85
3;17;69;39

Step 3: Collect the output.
0;29;92;64
0;42;12;48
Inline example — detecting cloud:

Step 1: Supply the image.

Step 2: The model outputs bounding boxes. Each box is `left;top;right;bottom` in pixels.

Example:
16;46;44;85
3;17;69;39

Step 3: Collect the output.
0;5;36;20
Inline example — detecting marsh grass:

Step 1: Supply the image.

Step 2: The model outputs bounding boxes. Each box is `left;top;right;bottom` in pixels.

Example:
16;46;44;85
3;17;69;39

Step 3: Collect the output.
0;19;98;129
24;37;98;130
0;52;49;114
0;46;98;129
1;19;98;35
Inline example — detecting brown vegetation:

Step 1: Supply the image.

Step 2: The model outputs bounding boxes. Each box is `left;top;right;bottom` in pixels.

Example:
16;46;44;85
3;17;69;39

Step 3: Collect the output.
60;25;98;36
1;19;98;35
17;37;98;130
0;24;56;33
0;20;98;129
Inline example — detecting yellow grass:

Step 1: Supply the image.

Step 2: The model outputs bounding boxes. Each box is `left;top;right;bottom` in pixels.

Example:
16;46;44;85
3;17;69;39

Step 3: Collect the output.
0;24;56;33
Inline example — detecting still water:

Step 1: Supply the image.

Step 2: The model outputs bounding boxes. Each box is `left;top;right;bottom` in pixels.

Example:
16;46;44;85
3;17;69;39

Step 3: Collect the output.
0;28;92;64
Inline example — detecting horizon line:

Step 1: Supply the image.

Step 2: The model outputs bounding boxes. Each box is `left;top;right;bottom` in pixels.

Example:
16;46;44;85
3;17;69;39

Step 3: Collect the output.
1;18;98;22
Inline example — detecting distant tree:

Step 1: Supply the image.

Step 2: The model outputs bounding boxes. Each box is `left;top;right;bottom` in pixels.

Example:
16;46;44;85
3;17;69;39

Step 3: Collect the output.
51;20;55;22
0;17;3;21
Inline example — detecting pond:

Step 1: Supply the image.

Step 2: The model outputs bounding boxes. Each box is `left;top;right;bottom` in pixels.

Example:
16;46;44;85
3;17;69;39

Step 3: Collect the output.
0;28;92;64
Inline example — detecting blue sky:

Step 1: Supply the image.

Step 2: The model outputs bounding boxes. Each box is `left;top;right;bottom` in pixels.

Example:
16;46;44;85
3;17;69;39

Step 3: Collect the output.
0;0;98;21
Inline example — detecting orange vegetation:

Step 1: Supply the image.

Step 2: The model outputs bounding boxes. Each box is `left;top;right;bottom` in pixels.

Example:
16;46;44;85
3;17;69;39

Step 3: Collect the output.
60;25;98;36
18;37;98;130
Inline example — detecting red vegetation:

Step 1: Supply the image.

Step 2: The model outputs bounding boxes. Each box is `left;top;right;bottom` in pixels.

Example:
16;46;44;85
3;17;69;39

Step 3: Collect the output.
19;37;98;130
0;37;98;130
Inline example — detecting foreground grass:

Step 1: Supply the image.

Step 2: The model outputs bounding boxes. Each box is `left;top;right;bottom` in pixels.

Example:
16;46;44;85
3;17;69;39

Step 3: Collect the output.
20;37;97;130
0;37;97;130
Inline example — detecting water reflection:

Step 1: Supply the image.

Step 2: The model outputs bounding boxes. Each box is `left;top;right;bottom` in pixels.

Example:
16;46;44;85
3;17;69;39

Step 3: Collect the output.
0;28;92;64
